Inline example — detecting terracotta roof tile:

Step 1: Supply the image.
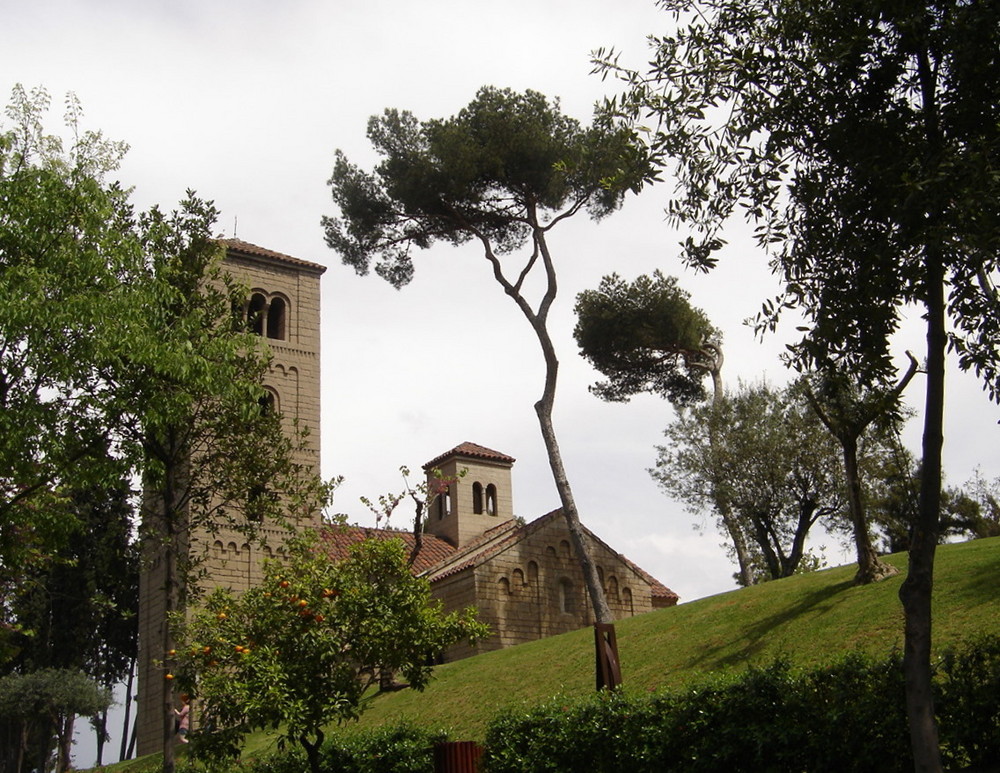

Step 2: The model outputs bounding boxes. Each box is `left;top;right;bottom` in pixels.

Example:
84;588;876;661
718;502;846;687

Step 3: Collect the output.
318;513;678;603
218;237;327;274
423;442;516;470
422;509;679;601
319;524;456;574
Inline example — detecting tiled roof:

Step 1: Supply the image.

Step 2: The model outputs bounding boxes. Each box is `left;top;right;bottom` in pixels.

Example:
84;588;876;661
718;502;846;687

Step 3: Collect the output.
422;509;679;602
218;237;327;274
423;441;516;470
318;512;678;603
319;524;456;574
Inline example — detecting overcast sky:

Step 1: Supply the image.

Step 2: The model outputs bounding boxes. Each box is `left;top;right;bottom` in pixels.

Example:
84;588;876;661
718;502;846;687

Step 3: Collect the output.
5;0;999;764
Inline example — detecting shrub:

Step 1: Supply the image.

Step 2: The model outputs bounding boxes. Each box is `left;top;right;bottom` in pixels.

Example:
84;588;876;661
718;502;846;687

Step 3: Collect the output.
237;723;445;773
483;653;915;772
938;633;1000;770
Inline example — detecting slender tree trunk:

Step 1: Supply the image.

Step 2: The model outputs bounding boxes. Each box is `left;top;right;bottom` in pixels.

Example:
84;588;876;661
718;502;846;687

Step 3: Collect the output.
94;708;107;766
842;437;897;584
783;501;816;577
530;304;612;623
158;458;182;773
57;714;74;773
534;396;613;623
704;352;755;586
162;518;178;773
126;714;137;761
899;246;945;772
119;656;135;761
300;730;324;773
494;225;613;624
750;513;783;581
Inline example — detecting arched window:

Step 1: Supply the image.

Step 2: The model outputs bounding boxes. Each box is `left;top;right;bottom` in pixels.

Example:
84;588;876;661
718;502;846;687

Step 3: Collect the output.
246;292;290;340
247;293;267;335
608;576;620;600
258;389;278;416
438;486;451;519
266;296;287;340
527;561;538;586
472;482;484;514
498;577;510;596
485;484;497;515
512;568;524;590
559;578;575;614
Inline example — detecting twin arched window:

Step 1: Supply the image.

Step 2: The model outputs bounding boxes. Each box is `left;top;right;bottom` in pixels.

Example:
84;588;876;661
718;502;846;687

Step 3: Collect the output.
472;482;498;515
247;292;288;341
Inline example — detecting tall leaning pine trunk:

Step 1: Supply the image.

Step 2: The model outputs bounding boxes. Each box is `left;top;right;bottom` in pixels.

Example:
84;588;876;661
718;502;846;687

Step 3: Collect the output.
496;223;613;625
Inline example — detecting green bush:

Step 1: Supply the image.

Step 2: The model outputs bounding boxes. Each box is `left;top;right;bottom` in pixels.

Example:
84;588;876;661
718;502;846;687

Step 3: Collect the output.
484;652;916;772
236;723;445;773
938;633;1000;770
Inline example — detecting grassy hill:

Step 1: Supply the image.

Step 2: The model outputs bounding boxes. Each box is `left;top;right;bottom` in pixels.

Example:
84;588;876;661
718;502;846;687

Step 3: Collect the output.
103;537;1000;769
342;537;1000;742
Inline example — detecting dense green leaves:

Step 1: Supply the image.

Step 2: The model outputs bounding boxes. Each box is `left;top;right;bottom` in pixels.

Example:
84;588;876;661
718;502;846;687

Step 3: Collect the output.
574;271;717;405
0;668;112;773
172;535;486;773
0;85;136;611
600;0;1000;388
324;86;655;289
652;381;846;583
600;2;1000;763
484;636;1000;772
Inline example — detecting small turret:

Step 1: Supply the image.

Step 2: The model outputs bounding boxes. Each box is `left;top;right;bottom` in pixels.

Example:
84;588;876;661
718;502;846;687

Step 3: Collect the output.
422;442;515;547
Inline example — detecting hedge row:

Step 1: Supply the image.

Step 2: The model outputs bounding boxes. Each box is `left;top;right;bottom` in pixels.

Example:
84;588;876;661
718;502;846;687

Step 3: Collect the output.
183;724;446;773
181;635;1000;772
483;635;1000;772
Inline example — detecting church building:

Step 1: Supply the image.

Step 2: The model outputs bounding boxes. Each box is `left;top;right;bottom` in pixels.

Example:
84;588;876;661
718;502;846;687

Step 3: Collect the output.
322;441;678;662
135;240;676;754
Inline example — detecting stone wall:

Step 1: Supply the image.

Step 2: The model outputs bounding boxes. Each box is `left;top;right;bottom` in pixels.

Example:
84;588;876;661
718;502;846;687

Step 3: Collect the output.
136;243;324;755
435;514;661;660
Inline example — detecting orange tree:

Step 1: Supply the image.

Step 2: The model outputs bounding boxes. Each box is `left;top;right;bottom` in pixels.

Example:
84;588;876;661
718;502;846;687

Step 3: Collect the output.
170;533;487;773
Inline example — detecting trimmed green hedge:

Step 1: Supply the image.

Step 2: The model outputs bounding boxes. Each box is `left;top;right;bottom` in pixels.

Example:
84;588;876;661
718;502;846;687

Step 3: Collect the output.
212;724;446;773
483;636;1000;772
177;636;999;772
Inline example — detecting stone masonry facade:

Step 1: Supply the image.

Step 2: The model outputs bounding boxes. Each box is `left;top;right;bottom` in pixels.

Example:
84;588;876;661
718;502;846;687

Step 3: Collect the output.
135;240;325;756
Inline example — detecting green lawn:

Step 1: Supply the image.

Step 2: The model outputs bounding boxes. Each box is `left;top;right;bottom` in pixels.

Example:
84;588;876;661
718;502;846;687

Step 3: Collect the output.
96;537;1000;769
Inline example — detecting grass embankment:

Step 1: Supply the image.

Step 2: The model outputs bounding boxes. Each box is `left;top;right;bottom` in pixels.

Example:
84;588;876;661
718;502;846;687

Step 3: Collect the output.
98;537;1000;769
349;538;1000;740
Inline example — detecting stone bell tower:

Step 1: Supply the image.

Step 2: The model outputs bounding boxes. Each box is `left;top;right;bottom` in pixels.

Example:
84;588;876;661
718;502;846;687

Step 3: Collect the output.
422;442;515;547
135;239;325;755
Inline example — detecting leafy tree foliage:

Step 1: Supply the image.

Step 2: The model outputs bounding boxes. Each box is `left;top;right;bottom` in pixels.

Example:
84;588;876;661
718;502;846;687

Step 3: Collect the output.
324;86;656;627
2;86;331;772
572;271;759;582
171;534;487;773
5;472;138;768
652;381;846;583
573;271;717;405
597;1;1000;765
0;85;135;622
868;456;1000;554
0;668;111;773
